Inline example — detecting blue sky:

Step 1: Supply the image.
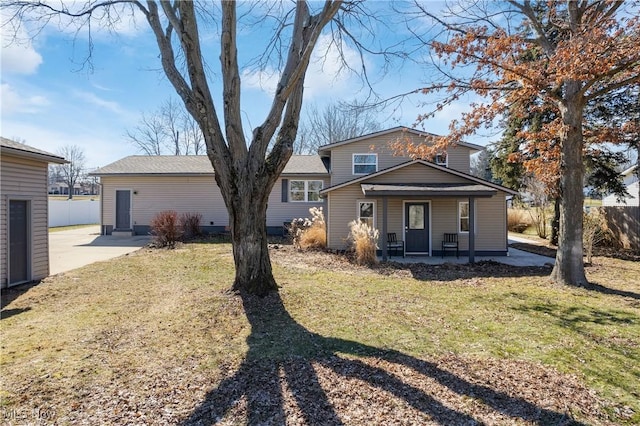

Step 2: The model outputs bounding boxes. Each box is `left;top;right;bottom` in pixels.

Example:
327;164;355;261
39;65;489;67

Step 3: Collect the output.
1;2;487;170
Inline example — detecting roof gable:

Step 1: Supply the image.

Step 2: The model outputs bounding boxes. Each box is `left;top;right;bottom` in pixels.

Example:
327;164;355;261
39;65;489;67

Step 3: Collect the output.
319;159;518;196
317;126;483;154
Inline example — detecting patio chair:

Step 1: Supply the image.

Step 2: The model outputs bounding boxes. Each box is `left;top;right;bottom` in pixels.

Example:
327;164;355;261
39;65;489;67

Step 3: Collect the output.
387;233;404;258
442;233;459;258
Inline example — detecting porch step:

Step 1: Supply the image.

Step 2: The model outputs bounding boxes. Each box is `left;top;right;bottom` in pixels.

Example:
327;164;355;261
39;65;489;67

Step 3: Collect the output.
112;230;134;238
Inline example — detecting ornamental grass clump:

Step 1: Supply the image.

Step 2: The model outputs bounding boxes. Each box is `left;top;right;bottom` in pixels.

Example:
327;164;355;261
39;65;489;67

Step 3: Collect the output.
291;207;326;250
583;209;611;264
347;220;379;265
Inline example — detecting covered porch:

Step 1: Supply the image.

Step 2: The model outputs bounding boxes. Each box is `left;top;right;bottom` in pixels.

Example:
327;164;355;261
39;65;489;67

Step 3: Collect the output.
361;183;500;262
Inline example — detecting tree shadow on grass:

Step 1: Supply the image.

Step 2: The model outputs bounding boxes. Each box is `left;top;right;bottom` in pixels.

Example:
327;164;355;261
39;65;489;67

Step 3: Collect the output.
580;282;640;300
182;291;587;425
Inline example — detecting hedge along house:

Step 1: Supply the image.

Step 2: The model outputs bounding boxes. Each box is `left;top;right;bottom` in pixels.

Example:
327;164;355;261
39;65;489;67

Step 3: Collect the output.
317;127;518;261
90;155;329;236
1;137;67;288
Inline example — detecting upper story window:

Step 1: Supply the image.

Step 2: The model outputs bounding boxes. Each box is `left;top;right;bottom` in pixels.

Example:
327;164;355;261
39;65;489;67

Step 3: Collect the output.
435;153;447;166
353;153;378;175
290;180;323;202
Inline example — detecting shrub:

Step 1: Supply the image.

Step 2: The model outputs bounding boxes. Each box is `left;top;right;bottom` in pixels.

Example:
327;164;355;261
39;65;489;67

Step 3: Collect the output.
507;208;530;233
347;220;379;265
179;212;202;239
583;210;612;264
150;210;182;248
290;207;326;250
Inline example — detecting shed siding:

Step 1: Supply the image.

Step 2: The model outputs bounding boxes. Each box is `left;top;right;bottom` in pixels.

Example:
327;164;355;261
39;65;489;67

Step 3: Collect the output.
1;155;50;287
327;129;473;186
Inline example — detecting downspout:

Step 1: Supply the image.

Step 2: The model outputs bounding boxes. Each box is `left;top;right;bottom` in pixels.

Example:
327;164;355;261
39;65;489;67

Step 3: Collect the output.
99;183;105;235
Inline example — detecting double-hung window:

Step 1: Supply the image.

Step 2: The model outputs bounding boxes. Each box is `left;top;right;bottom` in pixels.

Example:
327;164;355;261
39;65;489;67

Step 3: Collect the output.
459;201;470;233
358;201;375;227
289;180;323;202
353;153;377;175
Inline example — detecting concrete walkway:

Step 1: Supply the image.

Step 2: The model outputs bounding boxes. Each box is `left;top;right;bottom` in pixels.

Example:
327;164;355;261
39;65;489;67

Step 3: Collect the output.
381;238;555;267
49;225;151;275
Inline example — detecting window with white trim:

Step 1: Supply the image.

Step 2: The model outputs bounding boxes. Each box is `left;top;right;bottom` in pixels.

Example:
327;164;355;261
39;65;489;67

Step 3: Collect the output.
289;180;323;202
358;201;375;228
353;153;377;175
435;153;447;166
459;201;469;232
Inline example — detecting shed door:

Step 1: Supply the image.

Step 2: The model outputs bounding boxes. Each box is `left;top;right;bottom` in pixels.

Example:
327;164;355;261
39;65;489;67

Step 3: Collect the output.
405;202;430;253
115;190;131;229
9;200;29;285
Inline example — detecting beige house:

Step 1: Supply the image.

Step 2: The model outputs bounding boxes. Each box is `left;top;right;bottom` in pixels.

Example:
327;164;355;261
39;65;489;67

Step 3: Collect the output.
1;137;66;288
91;155;328;236
318;128;517;260
92;127;516;260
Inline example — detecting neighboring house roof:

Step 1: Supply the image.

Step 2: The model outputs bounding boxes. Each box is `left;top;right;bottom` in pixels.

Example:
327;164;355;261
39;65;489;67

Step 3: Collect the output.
319;159;519;196
0;137;67;164
317;126;484;154
90;155;329;176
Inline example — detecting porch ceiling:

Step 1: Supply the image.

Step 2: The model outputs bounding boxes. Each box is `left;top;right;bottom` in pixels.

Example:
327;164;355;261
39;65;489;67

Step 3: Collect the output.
360;183;497;197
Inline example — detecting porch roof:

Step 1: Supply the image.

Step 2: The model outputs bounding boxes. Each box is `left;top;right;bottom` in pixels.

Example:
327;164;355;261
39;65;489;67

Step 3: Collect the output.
361;183;497;197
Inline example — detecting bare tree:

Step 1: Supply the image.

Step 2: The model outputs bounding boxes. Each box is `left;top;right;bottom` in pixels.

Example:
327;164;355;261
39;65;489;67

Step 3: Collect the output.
126;98;205;156
55;145;86;200
295;101;381;154
3;1;362;295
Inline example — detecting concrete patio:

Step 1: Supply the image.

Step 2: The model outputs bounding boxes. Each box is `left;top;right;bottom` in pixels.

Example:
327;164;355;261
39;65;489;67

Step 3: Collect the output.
380;236;555;267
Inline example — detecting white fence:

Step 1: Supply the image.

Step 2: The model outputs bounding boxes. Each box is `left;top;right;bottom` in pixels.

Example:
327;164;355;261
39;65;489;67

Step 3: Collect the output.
49;199;100;227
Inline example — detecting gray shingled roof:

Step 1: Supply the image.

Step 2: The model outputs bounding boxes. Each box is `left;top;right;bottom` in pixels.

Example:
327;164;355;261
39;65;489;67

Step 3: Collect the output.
361;183;498;197
0;137;66;163
91;155;328;176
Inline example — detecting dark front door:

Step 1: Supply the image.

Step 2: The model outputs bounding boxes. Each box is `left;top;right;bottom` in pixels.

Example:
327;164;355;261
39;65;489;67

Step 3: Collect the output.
9;200;29;285
115;190;131;230
405;202;429;253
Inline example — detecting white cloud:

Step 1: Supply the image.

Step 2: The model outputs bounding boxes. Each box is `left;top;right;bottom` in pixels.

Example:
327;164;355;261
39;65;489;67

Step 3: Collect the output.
241;67;279;95
72;90;125;115
303;33;362;98
1;83;50;115
0;23;43;75
240;33;365;100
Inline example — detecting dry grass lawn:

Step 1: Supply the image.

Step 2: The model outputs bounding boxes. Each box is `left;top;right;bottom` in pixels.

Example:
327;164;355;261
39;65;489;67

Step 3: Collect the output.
1;241;639;425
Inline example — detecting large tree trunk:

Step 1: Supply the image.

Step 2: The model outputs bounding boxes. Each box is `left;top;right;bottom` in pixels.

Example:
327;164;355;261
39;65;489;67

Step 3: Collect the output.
225;175;278;296
551;84;588;286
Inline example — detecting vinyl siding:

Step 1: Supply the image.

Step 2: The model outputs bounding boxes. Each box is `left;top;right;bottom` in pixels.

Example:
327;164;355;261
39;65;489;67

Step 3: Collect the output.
326;129;474;185
101;176;228;229
100;175;330;229
268;176;329;226
1;155;50;287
